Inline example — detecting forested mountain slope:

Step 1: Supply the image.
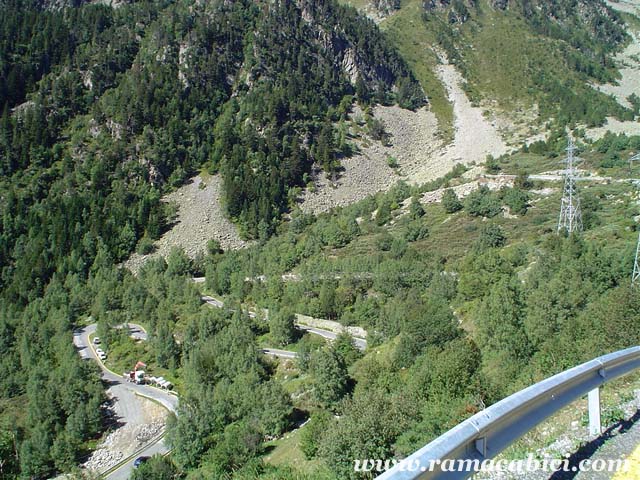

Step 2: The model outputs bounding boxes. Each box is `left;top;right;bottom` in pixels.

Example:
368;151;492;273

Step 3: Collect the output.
1;0;639;478
0;0;423;300
358;0;637;133
185;132;640;479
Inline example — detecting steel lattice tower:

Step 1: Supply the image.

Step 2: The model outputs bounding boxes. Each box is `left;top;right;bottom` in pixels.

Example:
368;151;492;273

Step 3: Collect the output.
631;154;640;286
557;138;582;234
633;229;640;286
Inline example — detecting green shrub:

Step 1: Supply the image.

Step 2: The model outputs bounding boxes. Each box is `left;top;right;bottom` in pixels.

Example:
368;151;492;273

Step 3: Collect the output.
405;223;429;242
368;117;390;145
409;196;425;219
376;201;392;226
485;155;501;174
136;236;155;255
465;186;502;217
476;223;506;249
442;188;463;213
376;232;394;251
300;411;333;459
207;238;223;255
502;187;529;215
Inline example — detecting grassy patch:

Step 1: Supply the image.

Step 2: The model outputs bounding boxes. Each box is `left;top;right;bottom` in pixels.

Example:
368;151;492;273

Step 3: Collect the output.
339;0;370;9
458;8;563;109
439;2;629;126
263;427;333;476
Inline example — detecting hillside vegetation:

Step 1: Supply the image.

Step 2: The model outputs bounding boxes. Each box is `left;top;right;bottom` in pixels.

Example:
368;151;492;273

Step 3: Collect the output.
1;0;640;478
364;0;636;134
9;133;637;480
0;0;423;477
160;133;640;478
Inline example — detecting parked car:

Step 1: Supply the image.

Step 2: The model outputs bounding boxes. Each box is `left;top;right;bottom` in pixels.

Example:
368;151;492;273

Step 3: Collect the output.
98;352;107;360
133;456;150;468
93;337;101;345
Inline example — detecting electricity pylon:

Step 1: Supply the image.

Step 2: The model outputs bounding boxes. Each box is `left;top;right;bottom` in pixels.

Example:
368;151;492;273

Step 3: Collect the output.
631;154;640;286
633;229;640;286
557;137;582;234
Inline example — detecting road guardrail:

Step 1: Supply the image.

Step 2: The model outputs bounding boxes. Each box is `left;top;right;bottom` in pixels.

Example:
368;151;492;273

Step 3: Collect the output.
377;346;640;479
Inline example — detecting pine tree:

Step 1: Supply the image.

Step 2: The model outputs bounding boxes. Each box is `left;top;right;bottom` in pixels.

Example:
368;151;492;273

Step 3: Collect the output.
310;349;349;409
409;195;425;219
269;308;296;346
442;188;463;213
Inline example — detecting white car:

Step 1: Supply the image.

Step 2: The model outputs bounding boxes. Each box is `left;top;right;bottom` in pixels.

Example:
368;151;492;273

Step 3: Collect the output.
93;337;101;345
95;347;104;355
98;352;107;360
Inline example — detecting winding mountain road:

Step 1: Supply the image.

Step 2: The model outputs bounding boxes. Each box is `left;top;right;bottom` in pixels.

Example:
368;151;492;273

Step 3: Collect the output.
73;324;178;480
198;291;368;351
262;348;299;359
296;324;367;350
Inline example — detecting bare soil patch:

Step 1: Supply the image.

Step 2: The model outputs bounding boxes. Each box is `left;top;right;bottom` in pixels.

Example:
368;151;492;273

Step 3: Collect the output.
82;391;168;474
300;54;511;214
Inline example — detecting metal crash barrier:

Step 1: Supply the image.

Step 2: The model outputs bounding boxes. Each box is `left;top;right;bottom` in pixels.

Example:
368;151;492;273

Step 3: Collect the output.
377;346;640;479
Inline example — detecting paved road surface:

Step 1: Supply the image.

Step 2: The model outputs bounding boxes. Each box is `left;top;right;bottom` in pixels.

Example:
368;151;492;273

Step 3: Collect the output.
612;438;640;480
113;323;148;342
74;325;177;413
73;324;178;479
296;324;367;351
572;411;640;480
529;173;613;182
262;348;298;359
483;173;614;183
107;437;170;480
199;292;368;350
201;295;224;308
201;295;258;318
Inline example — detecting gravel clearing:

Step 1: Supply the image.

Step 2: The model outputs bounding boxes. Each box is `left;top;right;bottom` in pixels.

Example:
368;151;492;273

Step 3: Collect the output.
298;142;400;214
124;174;248;273
404;174;515;208
430;56;510;174
607;0;640;15
594;26;640;110
586;116;640;141
82;393;168;474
